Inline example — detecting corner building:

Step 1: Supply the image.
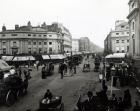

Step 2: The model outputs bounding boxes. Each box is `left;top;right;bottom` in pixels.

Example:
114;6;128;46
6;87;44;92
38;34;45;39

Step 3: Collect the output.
0;22;72;55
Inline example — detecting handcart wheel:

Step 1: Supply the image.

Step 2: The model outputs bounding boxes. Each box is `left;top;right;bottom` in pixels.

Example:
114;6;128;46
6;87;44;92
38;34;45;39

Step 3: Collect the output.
6;90;16;106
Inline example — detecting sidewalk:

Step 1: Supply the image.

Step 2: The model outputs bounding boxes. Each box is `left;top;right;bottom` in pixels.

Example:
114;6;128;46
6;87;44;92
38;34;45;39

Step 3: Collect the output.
102;79;140;111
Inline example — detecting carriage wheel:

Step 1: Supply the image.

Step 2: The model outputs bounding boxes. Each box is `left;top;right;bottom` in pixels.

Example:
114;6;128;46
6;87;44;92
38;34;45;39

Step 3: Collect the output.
6;90;16;106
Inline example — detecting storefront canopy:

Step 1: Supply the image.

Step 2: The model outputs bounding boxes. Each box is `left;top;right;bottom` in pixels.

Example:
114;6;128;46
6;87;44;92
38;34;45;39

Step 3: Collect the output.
42;55;50;60
105;53;126;59
0;60;11;71
12;56;35;61
50;54;65;59
1;56;14;61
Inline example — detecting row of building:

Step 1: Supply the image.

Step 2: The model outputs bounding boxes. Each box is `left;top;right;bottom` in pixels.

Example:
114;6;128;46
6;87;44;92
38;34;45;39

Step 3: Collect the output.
0;21;100;56
104;0;140;65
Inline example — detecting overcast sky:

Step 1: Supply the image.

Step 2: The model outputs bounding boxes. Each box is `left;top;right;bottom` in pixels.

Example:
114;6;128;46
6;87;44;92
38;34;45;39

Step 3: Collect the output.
0;0;129;48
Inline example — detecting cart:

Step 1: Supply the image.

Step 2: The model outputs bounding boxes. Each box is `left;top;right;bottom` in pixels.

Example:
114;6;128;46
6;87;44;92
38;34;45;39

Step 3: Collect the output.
0;73;28;106
39;96;64;111
83;63;90;72
0;60;29;106
44;62;54;76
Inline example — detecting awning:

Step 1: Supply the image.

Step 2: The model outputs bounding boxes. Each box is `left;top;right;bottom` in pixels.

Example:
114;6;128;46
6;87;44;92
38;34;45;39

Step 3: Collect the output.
42;55;50;60
12;56;35;61
0;60;11;71
50;54;65;59
1;56;14;61
105;53;126;59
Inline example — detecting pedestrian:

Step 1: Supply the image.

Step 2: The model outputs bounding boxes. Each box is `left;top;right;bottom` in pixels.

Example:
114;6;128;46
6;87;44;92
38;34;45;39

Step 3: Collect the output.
110;94;117;108
41;66;46;79
116;97;124;111
18;67;22;78
99;70;103;82
59;63;65;79
44;89;53;100
133;101;140;111
123;89;132;109
73;63;77;74
102;80;108;93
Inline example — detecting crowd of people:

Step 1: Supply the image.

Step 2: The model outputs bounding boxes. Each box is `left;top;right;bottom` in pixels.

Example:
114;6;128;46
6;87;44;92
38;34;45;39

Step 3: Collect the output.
76;79;140;111
58;60;77;79
104;61;137;87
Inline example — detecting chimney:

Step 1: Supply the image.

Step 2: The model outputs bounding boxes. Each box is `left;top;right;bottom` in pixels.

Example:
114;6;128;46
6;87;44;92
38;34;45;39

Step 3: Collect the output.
15;25;19;30
2;25;6;31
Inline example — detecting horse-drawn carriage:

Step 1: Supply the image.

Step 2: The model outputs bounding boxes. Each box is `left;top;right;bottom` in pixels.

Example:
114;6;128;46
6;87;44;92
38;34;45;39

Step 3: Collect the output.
42;62;54;79
94;58;100;72
0;60;29;106
39;96;64;111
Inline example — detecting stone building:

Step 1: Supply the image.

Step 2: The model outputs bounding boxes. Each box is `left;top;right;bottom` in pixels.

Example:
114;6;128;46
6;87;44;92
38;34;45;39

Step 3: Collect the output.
0;22;72;55
79;37;90;52
127;0;140;59
104;20;130;54
72;39;79;52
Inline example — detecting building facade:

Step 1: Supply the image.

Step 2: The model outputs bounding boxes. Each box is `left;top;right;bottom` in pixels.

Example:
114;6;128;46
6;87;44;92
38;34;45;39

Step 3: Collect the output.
72;39;79;52
104;20;130;54
127;0;140;59
79;37;90;52
0;22;72;55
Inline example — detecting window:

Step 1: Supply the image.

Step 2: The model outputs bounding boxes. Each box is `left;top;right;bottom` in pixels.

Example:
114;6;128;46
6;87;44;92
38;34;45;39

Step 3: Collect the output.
39;42;42;45
13;41;17;47
116;40;119;43
127;32;129;34
28;41;31;45
122;40;124;43
3;48;6;54
127;46;129;52
121;26;124;28
33;42;36;45
132;2;135;8
49;47;52;53
127;39;129;43
28;34;31;36
28;48;31;54
2;42;6;46
11;34;17;36
39;48;42;53
44;35;47;37
49;42;52;45
49;35;52;37
44;42;47;45
33;34;36;37
116;33;119;35
44;48;47;53
39;35;41;37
